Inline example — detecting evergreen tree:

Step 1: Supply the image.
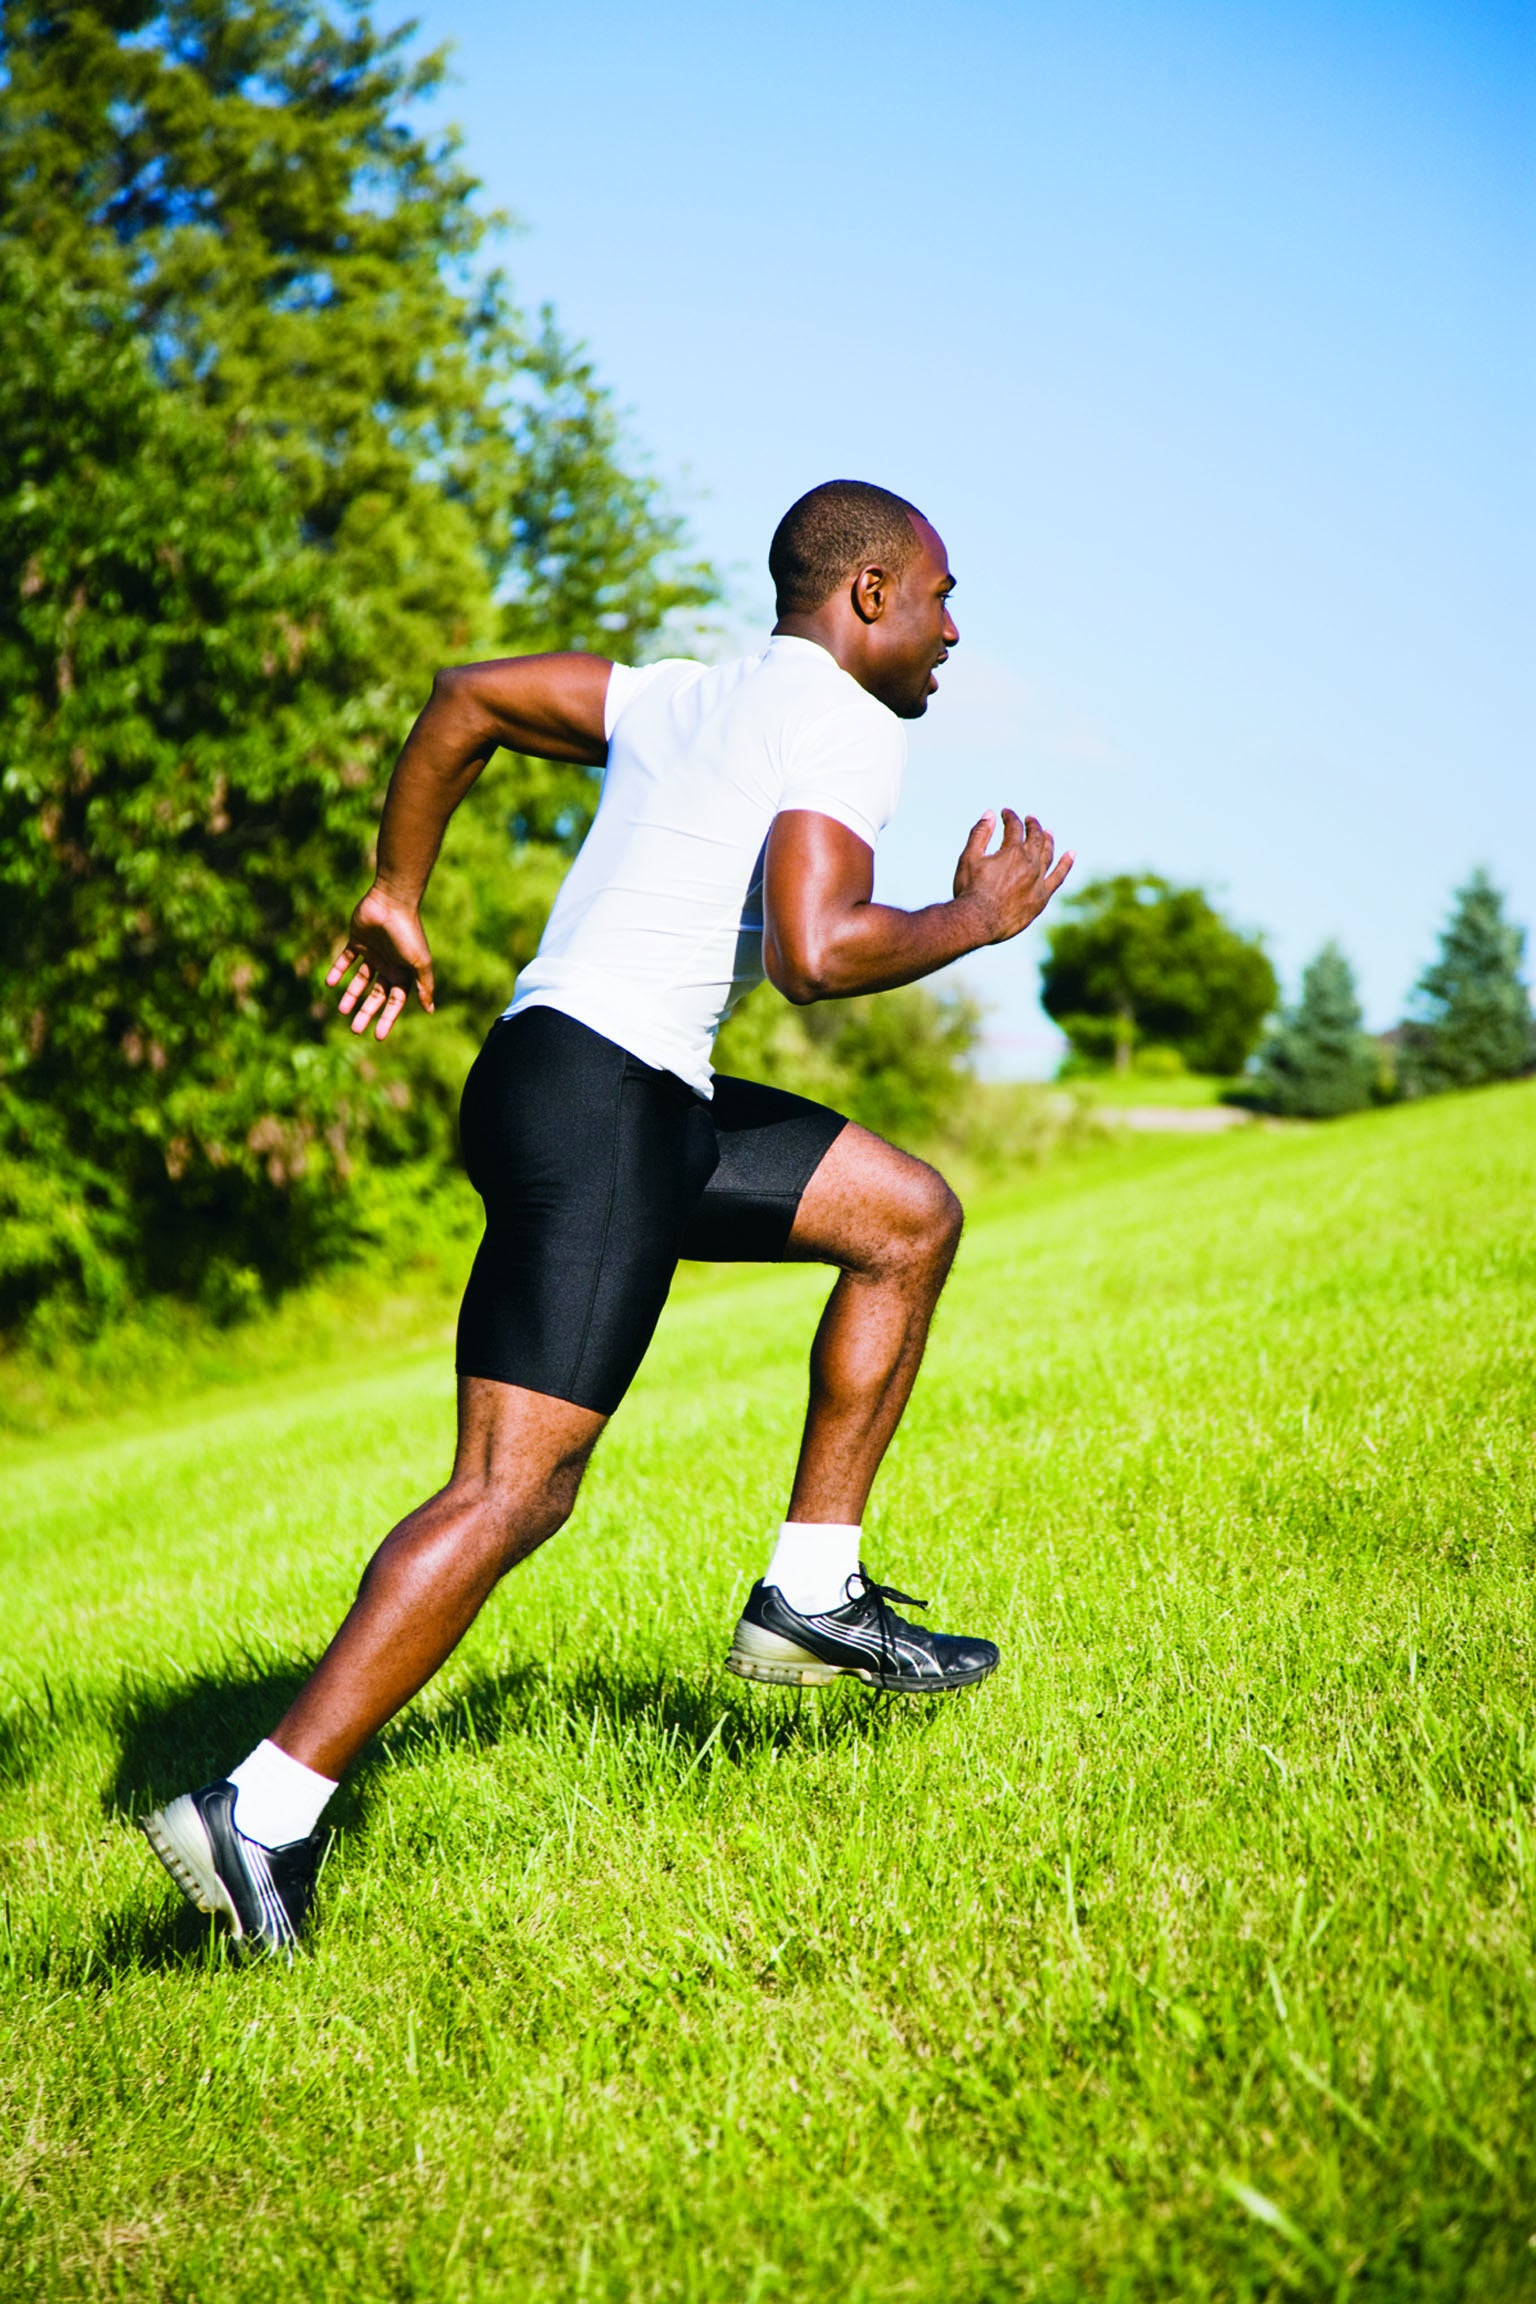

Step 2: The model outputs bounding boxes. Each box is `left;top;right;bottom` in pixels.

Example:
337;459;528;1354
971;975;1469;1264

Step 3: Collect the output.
1398;871;1534;1096
1040;874;1277;1075
1253;942;1377;1117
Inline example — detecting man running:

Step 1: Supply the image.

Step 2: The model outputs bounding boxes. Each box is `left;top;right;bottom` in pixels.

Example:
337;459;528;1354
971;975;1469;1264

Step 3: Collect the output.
142;480;1073;1953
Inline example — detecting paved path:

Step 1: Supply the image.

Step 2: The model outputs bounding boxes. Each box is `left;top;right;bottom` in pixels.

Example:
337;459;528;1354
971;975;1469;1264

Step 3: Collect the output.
1110;1103;1256;1132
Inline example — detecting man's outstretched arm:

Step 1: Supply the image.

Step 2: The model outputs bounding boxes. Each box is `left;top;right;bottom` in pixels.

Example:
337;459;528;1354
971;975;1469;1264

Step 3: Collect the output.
328;653;613;1041
763;807;1073;1005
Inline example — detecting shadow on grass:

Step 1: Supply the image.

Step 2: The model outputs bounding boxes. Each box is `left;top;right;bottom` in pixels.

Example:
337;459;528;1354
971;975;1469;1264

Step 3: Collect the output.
91;1647;925;1824
387;1653;930;1778
0;1645;918;1813
8;1645;932;1979
94;1889;245;1976
0;1655;318;1805
107;1659;318;1817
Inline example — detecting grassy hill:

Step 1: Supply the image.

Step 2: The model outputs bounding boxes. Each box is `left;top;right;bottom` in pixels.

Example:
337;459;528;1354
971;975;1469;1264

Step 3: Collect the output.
3;1085;1534;2300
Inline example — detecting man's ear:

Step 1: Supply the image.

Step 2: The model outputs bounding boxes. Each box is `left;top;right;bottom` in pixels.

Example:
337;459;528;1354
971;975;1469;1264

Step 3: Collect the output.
850;562;891;625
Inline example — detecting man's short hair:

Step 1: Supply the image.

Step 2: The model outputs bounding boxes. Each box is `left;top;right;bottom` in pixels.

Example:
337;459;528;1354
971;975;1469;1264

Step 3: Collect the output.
768;480;926;615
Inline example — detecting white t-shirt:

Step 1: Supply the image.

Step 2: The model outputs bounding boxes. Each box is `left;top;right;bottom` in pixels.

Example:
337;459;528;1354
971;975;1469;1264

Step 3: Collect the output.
505;635;906;1096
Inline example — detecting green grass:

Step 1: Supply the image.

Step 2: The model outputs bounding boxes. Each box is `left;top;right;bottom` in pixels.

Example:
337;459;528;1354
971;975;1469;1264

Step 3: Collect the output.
0;1185;479;1443
3;1086;1535;2301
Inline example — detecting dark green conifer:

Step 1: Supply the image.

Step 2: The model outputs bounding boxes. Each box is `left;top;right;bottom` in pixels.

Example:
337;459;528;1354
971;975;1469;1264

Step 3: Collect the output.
1399;872;1534;1096
1254;943;1377;1117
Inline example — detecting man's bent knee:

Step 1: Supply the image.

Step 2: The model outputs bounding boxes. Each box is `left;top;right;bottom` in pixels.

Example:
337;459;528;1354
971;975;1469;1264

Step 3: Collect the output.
497;1452;590;1555
878;1155;962;1272
436;1446;591;1580
913;1164;963;1257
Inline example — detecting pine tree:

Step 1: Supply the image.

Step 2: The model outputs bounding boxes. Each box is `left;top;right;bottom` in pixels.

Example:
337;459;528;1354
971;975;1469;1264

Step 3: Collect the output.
1399;871;1534;1096
1254;943;1377;1118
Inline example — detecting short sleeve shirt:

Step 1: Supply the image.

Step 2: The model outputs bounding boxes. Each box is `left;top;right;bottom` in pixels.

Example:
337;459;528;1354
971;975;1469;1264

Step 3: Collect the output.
506;636;906;1095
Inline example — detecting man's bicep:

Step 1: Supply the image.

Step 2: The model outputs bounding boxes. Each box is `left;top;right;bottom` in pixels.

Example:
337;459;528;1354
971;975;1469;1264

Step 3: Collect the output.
763;812;875;1000
766;811;876;909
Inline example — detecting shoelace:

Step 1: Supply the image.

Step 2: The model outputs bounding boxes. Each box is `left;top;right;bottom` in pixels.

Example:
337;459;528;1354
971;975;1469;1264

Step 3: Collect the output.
843;1568;929;1684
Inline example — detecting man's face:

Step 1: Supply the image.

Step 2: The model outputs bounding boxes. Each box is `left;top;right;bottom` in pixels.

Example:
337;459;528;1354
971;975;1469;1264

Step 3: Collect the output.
868;516;958;720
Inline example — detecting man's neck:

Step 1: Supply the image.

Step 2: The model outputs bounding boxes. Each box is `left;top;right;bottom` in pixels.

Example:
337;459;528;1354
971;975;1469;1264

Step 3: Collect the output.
772;612;866;688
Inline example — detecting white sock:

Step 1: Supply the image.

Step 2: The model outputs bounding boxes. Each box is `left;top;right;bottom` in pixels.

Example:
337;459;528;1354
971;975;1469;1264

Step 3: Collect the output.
762;1521;863;1616
227;1739;338;1850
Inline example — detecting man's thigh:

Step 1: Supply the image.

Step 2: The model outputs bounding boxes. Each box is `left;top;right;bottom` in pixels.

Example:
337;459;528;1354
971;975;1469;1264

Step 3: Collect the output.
783;1122;962;1273
680;1078;957;1272
456;1008;713;1413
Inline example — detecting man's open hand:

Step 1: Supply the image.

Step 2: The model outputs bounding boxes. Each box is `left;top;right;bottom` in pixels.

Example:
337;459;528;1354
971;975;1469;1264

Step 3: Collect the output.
953;809;1074;945
327;886;435;1042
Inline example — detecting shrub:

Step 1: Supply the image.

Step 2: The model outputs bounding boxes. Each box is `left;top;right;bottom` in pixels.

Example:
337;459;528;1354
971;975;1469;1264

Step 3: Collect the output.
714;982;983;1149
1041;875;1277;1076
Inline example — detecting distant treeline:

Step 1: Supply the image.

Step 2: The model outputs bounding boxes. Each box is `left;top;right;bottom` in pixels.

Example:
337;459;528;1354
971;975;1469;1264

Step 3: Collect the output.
1039;870;1534;1118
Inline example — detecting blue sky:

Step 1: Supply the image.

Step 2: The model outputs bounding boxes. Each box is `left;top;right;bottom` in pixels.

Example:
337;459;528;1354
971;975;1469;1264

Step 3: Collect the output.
409;0;1532;1069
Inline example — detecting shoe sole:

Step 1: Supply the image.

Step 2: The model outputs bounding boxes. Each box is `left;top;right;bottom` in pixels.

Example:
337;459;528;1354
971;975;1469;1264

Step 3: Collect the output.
140;1796;244;1939
725;1621;998;1696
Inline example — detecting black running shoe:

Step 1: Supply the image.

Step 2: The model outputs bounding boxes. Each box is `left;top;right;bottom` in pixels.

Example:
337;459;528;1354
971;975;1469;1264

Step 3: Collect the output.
726;1571;999;1695
140;1780;325;1957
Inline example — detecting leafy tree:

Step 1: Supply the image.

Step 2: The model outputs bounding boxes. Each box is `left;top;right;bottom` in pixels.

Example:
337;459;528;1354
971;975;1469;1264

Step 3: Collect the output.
0;0;718;1336
1253;942;1378;1117
0;247;400;1332
1398;871;1534;1096
3;0;497;664
1040;874;1277;1076
0;0;716;1035
0;0;712;669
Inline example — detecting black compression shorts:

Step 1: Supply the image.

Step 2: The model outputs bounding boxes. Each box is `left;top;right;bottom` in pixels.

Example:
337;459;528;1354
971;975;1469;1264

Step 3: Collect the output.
455;1006;848;1414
